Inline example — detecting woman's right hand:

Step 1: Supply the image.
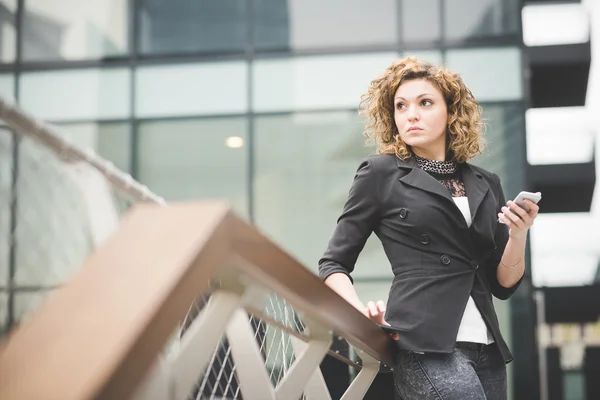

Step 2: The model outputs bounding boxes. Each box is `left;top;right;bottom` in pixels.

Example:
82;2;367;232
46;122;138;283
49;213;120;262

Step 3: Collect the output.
366;300;399;340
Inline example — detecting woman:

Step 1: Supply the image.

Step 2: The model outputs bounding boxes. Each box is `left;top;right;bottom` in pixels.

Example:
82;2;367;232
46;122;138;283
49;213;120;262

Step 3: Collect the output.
318;57;539;399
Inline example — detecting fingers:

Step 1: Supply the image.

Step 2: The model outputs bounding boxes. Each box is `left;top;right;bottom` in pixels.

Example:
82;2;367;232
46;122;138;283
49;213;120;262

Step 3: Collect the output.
376;300;386;313
499;200;538;230
366;300;387;324
522;199;540;218
366;301;379;319
499;205;524;229
368;300;398;340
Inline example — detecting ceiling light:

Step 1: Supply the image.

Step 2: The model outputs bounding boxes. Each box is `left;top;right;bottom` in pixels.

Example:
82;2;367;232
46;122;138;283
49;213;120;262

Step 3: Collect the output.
225;136;244;148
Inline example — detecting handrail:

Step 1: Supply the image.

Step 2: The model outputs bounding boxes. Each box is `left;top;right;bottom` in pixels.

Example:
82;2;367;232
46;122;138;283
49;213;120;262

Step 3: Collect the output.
0;201;395;400
0;98;166;205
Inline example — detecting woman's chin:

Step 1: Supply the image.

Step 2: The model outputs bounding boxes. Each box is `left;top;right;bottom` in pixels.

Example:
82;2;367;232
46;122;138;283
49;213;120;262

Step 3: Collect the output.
403;137;431;148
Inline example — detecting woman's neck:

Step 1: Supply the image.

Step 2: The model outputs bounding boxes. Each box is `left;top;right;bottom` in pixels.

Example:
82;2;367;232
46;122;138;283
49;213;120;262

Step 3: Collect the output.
411;148;446;162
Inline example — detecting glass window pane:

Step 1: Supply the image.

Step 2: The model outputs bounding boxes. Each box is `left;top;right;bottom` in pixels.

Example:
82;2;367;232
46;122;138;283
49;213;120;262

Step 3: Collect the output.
22;0;128;61
56;122;132;173
254;112;389;278
445;47;523;102
444;0;520;42
254;0;397;51
135;62;248;118
136;118;248;217
0;0;17;63
253;53;396;112
401;50;443;65
0;129;12;288
138;0;246;56
401;0;441;44
0;74;15;122
471;103;525;198
20;68;131;121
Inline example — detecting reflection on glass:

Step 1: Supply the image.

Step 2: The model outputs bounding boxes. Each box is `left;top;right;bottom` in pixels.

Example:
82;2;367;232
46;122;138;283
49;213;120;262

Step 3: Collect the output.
20;68;131;121
446;47;523;102
444;0;520;42
253;53;395;112
401;0;441;43
254;0;397;51
138;0;246;55
22;0;128;61
254;112;388;278
0;73;14;103
0;0;17;63
136;117;248;216
135;62;248;118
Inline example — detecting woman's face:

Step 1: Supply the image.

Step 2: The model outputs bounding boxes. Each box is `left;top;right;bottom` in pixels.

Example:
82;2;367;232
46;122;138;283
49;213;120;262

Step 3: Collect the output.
393;79;449;160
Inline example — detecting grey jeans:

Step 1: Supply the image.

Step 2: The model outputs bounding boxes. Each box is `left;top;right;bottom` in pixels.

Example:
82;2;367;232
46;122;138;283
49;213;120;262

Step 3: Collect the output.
393;342;507;400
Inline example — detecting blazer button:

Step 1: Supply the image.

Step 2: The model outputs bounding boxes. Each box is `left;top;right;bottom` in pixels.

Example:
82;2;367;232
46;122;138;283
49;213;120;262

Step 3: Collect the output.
440;254;451;265
420;234;430;245
399;208;408;219
470;260;479;270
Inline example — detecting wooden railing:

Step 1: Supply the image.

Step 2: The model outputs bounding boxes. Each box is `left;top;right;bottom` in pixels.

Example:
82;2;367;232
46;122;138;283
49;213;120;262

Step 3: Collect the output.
0;201;396;400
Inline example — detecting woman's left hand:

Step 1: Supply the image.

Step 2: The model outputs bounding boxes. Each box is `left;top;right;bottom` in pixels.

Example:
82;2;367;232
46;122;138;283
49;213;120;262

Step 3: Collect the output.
498;199;539;239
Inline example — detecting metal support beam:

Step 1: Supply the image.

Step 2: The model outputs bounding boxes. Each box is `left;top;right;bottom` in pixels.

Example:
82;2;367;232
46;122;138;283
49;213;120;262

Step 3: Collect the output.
340;349;380;400
275;318;332;400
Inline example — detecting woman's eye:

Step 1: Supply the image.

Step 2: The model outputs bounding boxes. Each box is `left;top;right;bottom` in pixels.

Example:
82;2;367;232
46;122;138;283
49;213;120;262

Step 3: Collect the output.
421;99;433;106
396;103;405;110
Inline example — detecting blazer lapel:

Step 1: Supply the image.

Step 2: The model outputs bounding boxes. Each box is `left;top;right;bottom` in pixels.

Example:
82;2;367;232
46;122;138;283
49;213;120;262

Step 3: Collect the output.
396;156;455;204
461;163;489;221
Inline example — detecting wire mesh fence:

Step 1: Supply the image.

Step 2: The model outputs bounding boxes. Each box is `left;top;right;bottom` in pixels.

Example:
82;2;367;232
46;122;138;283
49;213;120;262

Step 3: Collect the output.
181;291;311;400
0;127;137;334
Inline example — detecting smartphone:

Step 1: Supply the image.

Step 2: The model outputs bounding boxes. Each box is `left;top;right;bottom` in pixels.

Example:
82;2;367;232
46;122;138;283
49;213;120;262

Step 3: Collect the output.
513;191;542;213
499;191;542;223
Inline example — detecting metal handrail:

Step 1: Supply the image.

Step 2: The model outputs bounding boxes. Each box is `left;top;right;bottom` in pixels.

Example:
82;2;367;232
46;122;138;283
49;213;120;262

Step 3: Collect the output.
0;98;166;205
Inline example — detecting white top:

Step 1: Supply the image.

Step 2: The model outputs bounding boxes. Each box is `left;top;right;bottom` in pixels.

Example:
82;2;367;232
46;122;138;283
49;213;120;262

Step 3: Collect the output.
452;197;494;345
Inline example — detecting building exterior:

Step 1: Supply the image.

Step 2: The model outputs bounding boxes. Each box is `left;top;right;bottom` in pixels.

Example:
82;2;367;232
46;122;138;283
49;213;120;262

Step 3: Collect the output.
0;1;542;398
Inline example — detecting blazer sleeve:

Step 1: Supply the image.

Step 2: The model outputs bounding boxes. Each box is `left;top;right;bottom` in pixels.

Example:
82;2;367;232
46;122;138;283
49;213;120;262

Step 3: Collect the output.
485;173;524;300
318;158;380;283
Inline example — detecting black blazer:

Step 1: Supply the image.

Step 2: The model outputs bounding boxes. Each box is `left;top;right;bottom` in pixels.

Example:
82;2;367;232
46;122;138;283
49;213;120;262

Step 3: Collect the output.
318;154;522;363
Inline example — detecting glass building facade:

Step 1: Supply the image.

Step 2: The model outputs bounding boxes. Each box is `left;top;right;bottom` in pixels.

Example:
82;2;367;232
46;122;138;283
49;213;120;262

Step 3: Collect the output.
0;0;536;398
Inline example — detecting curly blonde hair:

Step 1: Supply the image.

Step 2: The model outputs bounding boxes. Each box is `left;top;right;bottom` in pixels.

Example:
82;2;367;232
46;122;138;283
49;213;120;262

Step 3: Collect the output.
359;56;485;163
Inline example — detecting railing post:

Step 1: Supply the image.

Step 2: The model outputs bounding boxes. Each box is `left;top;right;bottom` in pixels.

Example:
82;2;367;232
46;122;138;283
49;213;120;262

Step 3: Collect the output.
340;349;380;400
274;318;332;400
289;335;333;400
168;290;244;400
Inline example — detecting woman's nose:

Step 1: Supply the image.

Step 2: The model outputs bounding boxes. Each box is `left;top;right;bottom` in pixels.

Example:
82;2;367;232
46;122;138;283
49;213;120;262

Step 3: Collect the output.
406;105;419;121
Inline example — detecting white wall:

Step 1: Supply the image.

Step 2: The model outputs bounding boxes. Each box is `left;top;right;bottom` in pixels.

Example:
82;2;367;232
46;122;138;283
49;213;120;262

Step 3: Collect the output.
525;0;600;287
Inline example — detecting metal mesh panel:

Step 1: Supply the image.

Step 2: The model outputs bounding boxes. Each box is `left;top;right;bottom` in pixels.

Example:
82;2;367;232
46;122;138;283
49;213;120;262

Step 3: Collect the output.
0;129;136;332
180;292;311;400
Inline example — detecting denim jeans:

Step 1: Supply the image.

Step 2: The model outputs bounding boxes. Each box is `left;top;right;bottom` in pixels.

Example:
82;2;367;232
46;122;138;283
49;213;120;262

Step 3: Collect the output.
393;342;507;400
